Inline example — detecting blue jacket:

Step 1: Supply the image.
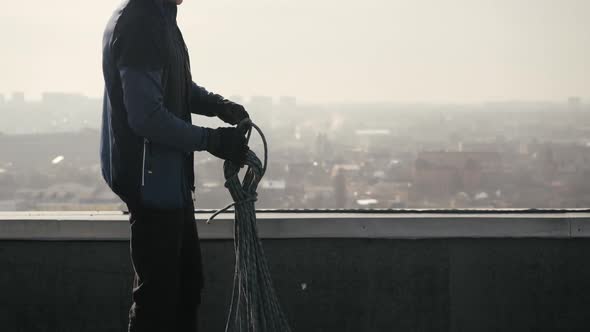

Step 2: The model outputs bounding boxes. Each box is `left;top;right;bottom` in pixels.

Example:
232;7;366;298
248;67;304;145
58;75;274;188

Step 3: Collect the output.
100;0;226;210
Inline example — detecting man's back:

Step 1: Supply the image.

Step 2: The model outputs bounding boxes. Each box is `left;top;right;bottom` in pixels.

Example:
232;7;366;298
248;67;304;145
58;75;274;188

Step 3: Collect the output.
100;0;204;210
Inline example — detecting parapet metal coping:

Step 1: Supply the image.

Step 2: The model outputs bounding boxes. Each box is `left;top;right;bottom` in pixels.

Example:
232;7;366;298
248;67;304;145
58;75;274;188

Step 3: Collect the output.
1;209;590;240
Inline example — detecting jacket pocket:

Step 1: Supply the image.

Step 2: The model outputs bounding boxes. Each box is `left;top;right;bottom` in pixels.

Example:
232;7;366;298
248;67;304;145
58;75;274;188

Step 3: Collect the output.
140;139;184;210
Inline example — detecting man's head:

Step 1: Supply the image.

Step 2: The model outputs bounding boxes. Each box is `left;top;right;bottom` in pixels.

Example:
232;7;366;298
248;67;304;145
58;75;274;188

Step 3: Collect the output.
166;0;183;5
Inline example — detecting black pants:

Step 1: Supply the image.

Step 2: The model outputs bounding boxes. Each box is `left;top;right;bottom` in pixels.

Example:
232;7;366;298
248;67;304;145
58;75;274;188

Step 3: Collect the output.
126;198;204;332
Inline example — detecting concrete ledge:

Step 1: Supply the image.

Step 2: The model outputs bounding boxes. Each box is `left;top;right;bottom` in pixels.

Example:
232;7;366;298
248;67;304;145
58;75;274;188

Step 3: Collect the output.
1;211;589;240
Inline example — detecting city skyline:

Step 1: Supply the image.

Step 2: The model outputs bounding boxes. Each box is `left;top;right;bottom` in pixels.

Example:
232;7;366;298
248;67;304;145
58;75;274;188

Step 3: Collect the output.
1;93;589;211
0;90;587;107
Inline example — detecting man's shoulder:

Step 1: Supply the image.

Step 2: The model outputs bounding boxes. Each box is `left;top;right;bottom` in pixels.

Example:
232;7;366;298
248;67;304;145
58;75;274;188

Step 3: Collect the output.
111;2;167;70
115;2;163;40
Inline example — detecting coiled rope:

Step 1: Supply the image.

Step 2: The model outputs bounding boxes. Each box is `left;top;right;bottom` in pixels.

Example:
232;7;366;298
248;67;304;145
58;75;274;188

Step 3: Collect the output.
207;119;293;332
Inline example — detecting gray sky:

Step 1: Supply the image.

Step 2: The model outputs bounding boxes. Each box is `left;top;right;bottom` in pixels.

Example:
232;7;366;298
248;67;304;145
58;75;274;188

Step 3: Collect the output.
1;0;589;103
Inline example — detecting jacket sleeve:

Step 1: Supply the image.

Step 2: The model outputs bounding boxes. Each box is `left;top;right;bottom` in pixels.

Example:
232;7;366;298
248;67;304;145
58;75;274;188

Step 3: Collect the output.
190;82;229;117
119;66;210;152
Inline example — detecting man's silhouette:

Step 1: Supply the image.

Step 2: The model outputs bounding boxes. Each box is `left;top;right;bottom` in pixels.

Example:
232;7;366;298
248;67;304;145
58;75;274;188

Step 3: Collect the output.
100;0;249;330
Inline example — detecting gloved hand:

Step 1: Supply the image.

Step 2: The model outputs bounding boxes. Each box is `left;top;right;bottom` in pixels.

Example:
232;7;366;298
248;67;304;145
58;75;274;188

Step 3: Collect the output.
206;127;249;166
216;101;250;126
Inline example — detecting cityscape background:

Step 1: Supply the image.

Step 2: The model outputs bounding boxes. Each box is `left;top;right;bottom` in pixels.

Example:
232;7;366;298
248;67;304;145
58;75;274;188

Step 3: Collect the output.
1;0;589;211
0;92;589;211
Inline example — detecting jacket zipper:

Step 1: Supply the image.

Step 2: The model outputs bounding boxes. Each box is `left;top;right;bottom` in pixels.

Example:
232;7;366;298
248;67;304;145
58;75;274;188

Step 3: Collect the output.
142;138;152;186
108;114;114;186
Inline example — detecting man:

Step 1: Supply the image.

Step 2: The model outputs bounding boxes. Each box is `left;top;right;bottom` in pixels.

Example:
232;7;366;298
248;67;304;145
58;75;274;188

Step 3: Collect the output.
100;0;249;330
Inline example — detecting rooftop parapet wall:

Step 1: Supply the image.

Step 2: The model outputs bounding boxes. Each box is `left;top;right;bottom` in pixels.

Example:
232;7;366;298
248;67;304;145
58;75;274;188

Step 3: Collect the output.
1;210;590;240
1;211;590;331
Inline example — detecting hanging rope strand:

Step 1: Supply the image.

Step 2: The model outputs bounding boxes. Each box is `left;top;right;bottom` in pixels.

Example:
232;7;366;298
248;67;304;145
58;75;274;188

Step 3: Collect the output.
207;119;293;332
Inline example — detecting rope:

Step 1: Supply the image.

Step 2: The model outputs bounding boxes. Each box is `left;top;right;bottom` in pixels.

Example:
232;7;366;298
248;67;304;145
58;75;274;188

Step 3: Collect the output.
207;119;293;332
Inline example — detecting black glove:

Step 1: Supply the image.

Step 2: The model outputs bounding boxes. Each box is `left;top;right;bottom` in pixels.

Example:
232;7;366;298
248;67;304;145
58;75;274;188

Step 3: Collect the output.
206;127;249;166
216;101;250;126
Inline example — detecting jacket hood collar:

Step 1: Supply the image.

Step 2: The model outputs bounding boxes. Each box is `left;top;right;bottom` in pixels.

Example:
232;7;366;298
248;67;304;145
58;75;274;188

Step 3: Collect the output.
153;0;178;21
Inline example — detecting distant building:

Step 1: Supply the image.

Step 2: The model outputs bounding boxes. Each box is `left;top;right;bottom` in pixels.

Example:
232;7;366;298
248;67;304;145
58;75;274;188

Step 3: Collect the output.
355;129;391;136
412;151;502;200
355;129;393;151
331;164;361;177
10;92;25;104
249;96;273;111
42;92;89;106
416;151;502;172
0;200;17;211
314;133;333;158
248;96;274;128
261;179;287;190
332;170;348;208
568;97;582;111
278;96;296;110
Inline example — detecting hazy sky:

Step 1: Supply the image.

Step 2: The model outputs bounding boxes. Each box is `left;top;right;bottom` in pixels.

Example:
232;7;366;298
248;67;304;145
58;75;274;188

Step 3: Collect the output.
1;0;589;103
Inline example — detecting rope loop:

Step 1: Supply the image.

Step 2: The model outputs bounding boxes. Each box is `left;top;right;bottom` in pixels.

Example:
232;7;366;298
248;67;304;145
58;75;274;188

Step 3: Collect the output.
206;119;268;224
204;120;293;332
